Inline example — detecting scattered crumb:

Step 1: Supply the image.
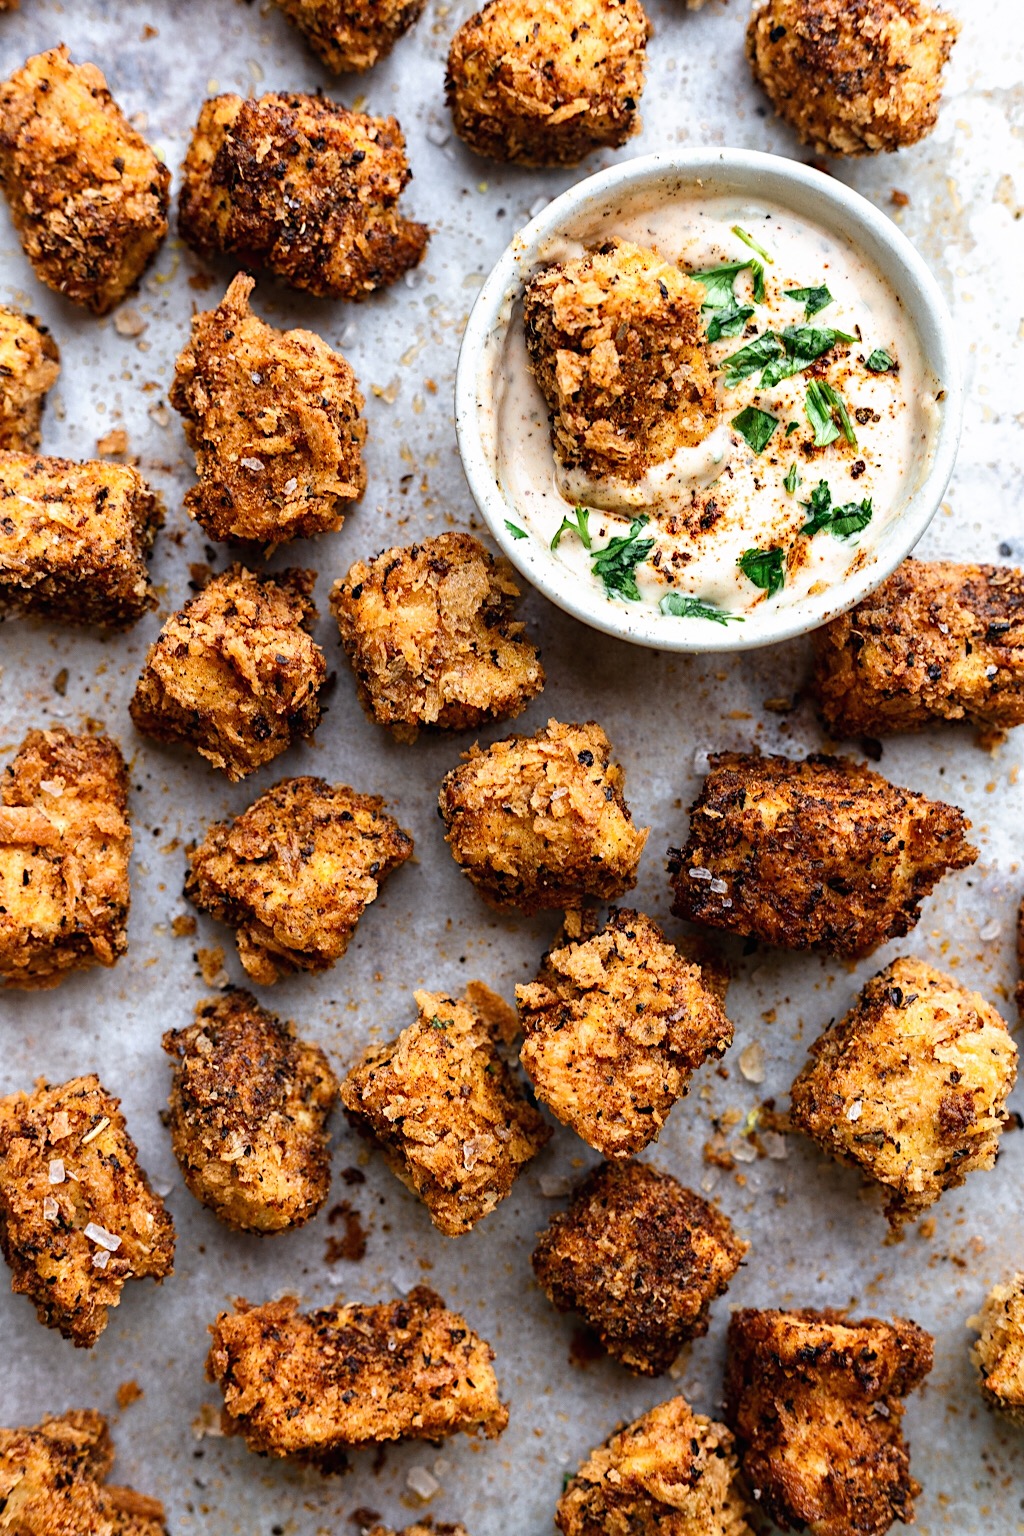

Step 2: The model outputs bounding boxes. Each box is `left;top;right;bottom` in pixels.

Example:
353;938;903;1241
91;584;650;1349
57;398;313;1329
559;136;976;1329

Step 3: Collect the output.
116;1380;144;1409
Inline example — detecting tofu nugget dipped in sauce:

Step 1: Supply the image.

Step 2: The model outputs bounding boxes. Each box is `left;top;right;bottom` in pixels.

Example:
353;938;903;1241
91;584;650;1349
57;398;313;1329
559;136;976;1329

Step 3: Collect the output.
186;776;413;984
0;1075;175;1348
273;0;427;73
0;307;59;450
170;273;367;548
207;1289;508;1468
163;989;339;1234
331;532;544;742
0;1410;167;1535
747;0;960;156
0;46;170;314
178;92;428;301
969;1274;1024;1426
790;957;1017;1231
725;1307;934;1536
669;751;976;958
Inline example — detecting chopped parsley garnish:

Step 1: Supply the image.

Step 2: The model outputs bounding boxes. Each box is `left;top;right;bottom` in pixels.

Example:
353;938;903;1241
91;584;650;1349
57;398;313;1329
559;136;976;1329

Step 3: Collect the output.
721;325;853;389
720;332;784;387
865;348;896;373
505;519;527;540
784;463;800;494
786;420;799;436
590;516;655;602
550;504;591;551
805;379;857;446
690;260;754;308
800;480;835;535
733;225;774;264
785;284;833;317
799;480;873;539
731;405;779;455
705;299;755;342
830;499;874;537
659;593;744;625
737;545;785;598
429;1015;451;1030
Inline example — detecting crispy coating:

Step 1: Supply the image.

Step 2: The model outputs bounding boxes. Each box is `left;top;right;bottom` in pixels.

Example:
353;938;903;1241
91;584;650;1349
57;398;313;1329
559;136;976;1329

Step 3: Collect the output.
790;957;1017;1230
179;92;428;301
129;564;325;781
747;0;960;156
186;775;413;984
367;1527;469;1536
517;909;733;1157
170;273;366;547
557;1394;753;1536
724;1307;934;1536
1017;896;1024;1020
533;1160;746;1376
331;532;544;742
969;1273;1024;1426
274;0;427;72
342;986;550;1235
669;751;976;959
163;988;338;1234
446;0;650;168
0;46;169;314
207;1288;508;1467
439;719;648;913
0;1075;175;1348
524;240;716;483
0;728;131;990
0;450;161;628
0;1409;166;1535
0;306;58;450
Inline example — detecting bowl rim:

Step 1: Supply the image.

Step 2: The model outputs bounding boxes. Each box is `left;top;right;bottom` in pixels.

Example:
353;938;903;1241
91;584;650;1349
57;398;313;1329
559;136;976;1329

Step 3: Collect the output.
453;147;965;654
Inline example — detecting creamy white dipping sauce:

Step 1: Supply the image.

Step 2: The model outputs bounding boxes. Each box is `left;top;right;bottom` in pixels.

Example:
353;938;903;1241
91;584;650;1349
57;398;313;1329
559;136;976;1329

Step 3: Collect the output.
494;195;942;624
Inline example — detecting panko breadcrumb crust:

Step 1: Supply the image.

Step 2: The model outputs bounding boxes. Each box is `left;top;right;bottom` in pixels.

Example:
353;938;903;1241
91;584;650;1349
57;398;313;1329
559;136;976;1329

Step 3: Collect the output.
0;45;170;314
367;1526;469;1536
274;0;426;72
0;1409;167;1535
0;1075;175;1348
0;306;59;451
969;1273;1024;1425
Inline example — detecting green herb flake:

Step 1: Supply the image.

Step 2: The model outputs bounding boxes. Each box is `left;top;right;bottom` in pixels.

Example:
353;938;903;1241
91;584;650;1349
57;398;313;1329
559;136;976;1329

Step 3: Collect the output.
690;260;753;309
732;225;775;265
799;480;873;539
830;498;874;538
590;516;656;602
785;284;834;317
705;299;755;342
504;520;528;540
805;379;857;447
429;1015;452;1030
786;420;799;436
720;332;784;387
737;545;785;599
865;348;896;373
784;463;800;494
659;593;744;625
759;325;855;389
551;504;592;551
800;479;834;536
731;405;779;455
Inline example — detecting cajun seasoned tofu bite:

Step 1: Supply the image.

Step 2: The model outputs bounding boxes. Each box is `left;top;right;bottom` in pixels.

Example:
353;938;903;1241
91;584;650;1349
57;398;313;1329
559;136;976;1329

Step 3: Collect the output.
186;775;413;984
274;0;426;72
0;1075;175;1348
670;751;976;958
790;957;1017;1231
0;46;169;314
178;92;428;301
0;1409;166;1535
969;1274;1024;1425
0;306;59;450
439;719;648;913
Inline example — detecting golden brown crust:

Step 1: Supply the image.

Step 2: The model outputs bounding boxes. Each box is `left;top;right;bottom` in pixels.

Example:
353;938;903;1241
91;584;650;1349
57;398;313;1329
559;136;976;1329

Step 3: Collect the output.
0;306;59;451
331;532;544;742
366;1526;470;1536
274;0;427;72
170;272;366;547
0;1075;175;1348
1017;896;1024;1020
0;728;131;990
129;564;325;781
669;751;977;959
207;1288;508;1467
969;1273;1024;1426
0;46;169;314
446;0;650;167
178;92;428;301
724;1307;934;1536
789;956;1017;1229
185;775;413;984
0;1410;166;1535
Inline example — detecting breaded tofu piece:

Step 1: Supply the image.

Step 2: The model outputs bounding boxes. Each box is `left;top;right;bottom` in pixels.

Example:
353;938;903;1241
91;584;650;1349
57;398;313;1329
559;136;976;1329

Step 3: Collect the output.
446;0;650;167
0;1409;166;1535
669;751;976;958
533;1160;746;1376
273;0;427;72
331;532;544;742
0;46;170;314
178;92;428;301
129;564;325;781
0;306;59;450
812;559;1024;741
790;957;1017;1230
969;1274;1024;1426
557;1394;753;1536
186;775;413;984
163;988;338;1234
0;728;131;990
0;450;162;627
747;0;960;156
524;240;716;483
439;718;648;913
342;986;550;1235
207;1288;508;1468
517;909;733;1157
0;1075;175;1348
725;1307;933;1536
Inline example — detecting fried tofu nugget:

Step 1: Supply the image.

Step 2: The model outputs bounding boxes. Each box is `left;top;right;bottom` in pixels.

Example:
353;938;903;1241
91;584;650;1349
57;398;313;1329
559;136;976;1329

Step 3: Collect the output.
0;728;131;990
669;751;976;959
446;0;650;167
524;240;716;484
170;273;366;547
129;564;325;781
0;1075;175;1348
207;1288;508;1468
790;957;1017;1230
439;719;648;913
747;0;960;156
0;1409;166;1536
725;1307;933;1536
331;532;544;742
163;988;338;1234
186;775;413;984
0;307;58;450
274;0;427;72
0;46;169;314
969;1274;1024;1426
179;92;428;301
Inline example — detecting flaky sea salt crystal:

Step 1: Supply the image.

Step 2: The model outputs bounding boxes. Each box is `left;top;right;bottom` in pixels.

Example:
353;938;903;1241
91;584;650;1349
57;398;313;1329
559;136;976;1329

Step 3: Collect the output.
92;1250;110;1270
42;1196;58;1221
48;1159;65;1184
426;121;450;147
738;1042;765;1083
709;878;729;895
732;1139;757;1164
538;1173;571;1198
689;866;712;882
406;1466;440;1501
979;919;1001;942
846;1100;863;1121
240;456;264;473
761;1131;789;1160
283;477;298;495
84;1222;121;1252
